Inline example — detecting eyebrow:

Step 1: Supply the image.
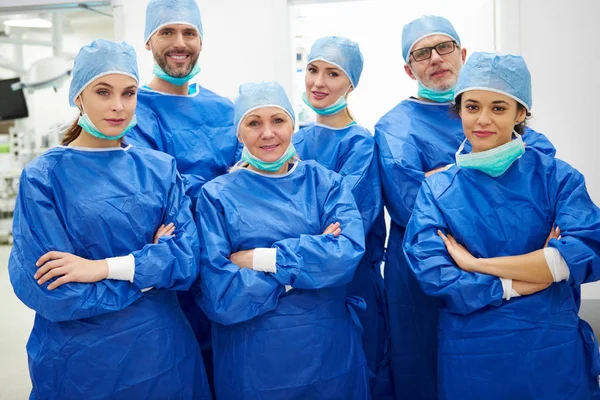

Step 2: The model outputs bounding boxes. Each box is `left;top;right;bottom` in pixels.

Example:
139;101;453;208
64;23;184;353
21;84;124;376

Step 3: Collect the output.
307;63;340;71
93;82;113;88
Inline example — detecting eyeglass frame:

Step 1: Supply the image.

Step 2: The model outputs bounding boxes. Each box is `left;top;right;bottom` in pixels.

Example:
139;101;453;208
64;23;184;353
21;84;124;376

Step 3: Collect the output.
409;40;459;62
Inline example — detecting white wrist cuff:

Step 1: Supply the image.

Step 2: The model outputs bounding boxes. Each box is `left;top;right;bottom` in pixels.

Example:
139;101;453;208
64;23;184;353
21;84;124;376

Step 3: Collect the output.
106;254;135;282
500;278;520;300
544;247;570;282
253;248;277;273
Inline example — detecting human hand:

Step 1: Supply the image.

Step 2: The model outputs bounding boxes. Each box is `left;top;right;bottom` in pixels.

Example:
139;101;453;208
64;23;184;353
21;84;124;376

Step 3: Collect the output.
544;226;561;248
437;230;479;272
323;222;342;237
230;249;254;269
153;222;176;244
34;251;109;290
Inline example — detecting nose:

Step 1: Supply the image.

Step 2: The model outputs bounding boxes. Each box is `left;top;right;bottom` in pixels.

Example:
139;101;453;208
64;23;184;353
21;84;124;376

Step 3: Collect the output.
173;32;186;48
476;110;492;126
429;48;443;64
261;123;275;139
314;72;326;88
111;98;124;113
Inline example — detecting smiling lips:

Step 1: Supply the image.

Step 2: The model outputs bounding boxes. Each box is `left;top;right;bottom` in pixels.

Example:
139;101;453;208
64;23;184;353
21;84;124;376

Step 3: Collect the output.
167;53;190;63
311;91;328;100
473;130;495;138
260;144;279;152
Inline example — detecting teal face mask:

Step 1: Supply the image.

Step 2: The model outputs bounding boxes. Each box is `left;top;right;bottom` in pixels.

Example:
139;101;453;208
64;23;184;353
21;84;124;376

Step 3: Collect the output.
242;143;297;172
417;82;455;103
302;87;350;115
77;102;137;141
455;132;525;177
153;62;200;87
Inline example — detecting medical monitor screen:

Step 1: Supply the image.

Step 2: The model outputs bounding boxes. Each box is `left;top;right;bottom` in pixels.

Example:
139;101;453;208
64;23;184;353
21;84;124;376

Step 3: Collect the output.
0;78;28;121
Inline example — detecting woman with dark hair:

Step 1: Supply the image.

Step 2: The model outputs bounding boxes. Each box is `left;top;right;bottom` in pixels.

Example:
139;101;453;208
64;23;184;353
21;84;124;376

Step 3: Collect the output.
404;52;600;399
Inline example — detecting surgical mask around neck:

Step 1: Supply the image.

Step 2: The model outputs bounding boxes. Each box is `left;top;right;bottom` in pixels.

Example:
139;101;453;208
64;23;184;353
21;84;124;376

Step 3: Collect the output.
77;101;137;141
241;143;297;173
153;62;200;86
302;85;351;115
409;64;455;103
417;82;455;102
455;131;525;177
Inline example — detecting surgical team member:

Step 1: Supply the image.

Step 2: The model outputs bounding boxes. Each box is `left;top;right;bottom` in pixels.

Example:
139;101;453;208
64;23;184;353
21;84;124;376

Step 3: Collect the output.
8;40;210;399
293;36;389;396
374;15;556;399
196;81;370;399
125;0;241;383
403;52;600;400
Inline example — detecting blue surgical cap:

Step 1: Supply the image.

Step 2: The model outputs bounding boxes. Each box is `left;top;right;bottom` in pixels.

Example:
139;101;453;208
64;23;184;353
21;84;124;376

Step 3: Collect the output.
307;36;364;88
454;52;532;111
69;39;139;107
402;15;460;63
234;82;295;134
144;0;203;43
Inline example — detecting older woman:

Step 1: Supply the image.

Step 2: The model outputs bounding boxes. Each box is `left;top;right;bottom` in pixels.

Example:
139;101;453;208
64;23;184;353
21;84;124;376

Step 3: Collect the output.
195;81;370;399
403;52;600;399
9;39;209;399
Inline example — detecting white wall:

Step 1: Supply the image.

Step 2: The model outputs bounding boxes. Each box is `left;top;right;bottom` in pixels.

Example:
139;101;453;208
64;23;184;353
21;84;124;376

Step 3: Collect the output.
496;0;600;299
290;0;495;131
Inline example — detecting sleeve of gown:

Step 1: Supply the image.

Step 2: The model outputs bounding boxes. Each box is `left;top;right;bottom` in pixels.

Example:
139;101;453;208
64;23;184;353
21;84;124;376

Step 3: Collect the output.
271;176;366;289
547;168;600;286
375;125;426;227
8;168;143;323
195;185;284;326
130;163;201;291
522;127;556;157
403;182;504;315
337;135;383;234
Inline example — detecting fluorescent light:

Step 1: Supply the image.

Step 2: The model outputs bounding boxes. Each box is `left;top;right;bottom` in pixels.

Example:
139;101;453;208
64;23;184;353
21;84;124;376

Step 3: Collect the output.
4;18;52;28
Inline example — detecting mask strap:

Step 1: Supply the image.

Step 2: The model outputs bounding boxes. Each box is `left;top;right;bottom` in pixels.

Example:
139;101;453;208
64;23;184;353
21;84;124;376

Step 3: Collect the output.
455;138;468;157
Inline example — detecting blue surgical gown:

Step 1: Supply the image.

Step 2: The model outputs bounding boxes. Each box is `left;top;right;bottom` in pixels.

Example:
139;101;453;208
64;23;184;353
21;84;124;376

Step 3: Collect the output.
374;98;556;399
126;82;241;376
9;145;210;400
196;161;370;399
293;123;390;395
403;148;600;400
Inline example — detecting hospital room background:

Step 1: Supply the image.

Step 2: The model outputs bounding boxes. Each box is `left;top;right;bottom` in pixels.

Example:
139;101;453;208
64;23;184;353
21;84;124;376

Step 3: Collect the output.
0;0;598;398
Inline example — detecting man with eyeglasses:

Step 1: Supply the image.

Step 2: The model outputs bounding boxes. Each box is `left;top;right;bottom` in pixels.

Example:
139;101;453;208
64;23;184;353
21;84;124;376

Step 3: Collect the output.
374;15;556;399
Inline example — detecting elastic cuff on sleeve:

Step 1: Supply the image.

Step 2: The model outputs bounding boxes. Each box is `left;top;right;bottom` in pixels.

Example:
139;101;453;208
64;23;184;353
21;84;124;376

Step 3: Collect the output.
253;248;277;273
106;254;135;282
544;247;570;282
500;278;513;300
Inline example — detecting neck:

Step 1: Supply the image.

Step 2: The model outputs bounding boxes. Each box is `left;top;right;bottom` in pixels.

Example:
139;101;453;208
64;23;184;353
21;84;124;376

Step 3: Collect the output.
247;161;290;175
316;109;353;128
148;76;190;95
69;130;121;149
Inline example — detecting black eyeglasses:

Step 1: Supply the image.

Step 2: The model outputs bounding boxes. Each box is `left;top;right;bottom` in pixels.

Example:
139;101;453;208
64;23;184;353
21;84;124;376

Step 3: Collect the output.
410;40;458;62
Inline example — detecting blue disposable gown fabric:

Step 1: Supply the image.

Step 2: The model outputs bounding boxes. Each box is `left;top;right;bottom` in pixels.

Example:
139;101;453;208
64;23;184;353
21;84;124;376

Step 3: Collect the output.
126;82;241;368
195;161;370;399
293;123;390;395
8;145;210;400
374;98;556;400
403;148;600;400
